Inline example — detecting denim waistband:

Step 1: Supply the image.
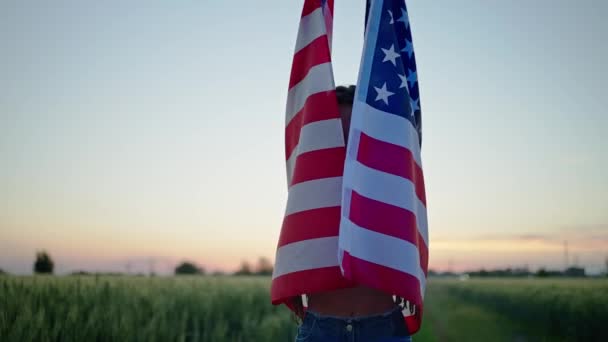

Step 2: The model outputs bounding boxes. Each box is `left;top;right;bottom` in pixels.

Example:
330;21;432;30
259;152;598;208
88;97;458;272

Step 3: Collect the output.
300;305;410;339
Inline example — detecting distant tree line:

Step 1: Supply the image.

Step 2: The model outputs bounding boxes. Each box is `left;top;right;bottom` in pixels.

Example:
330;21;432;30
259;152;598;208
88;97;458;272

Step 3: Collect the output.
233;257;273;276
429;266;590;278
174;257;274;276
29;251;608;279
14;250;277;277
174;261;205;275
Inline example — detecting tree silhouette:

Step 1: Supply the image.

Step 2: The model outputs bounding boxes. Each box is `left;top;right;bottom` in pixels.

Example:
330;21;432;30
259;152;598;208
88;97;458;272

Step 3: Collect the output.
34;251;54;274
174;261;204;275
536;268;549;277
255;257;273;276
235;260;252;275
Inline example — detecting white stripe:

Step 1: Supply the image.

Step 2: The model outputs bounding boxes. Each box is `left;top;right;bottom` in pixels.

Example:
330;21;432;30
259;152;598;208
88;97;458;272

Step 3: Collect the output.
338;219;426;294
285;177;342;216
295;8;327;53
349;100;422;168
297;119;344;155
286;149;296;187
286;119;345;185
272;236;339;279
343;160;429;247
285;62;335;125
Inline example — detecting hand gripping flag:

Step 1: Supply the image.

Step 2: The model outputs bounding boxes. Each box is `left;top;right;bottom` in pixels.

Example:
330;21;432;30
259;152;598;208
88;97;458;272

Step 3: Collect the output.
272;0;428;334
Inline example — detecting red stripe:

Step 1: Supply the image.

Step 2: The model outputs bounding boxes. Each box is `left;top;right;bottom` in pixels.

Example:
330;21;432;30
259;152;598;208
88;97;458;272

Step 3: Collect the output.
419;232;429;276
326;0;334;16
285;91;340;159
349;190;428;276
356;132;427;206
340;251;423;333
277;206;340;247
290;147;345;186
404;306;423;336
341;251;423;306
290;36;331;89
270;266;357;308
301;0;321;17
323;1;334;37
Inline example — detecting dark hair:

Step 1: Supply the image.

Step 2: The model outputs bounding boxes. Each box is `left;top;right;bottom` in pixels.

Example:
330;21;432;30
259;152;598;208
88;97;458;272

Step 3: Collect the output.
336;85;356;105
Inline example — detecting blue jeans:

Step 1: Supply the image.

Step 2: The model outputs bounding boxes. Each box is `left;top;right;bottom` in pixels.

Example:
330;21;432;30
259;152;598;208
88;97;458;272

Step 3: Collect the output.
295;306;412;342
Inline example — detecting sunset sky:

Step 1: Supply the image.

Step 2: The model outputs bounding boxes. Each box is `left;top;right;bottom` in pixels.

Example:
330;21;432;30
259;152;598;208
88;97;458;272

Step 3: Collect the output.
1;0;607;275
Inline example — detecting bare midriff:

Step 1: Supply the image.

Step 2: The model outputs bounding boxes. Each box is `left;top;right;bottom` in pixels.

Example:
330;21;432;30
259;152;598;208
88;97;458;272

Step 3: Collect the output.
307;285;397;317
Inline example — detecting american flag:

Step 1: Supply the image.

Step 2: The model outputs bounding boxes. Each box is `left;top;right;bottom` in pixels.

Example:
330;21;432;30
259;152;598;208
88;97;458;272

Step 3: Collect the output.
271;0;428;334
338;0;428;332
271;0;356;310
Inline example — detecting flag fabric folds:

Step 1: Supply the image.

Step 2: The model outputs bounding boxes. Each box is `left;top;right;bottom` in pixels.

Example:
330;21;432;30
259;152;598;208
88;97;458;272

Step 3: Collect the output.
271;0;356;313
271;0;428;334
338;0;427;333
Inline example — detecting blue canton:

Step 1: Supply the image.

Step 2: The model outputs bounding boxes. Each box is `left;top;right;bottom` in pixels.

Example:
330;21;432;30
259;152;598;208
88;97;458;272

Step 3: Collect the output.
365;0;422;144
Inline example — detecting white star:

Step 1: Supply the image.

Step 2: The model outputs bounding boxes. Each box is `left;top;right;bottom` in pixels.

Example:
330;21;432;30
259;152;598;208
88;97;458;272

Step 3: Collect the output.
407;69;417;88
409;97;420;116
401;39;414;58
398;74;408;89
397;8;409;28
381;44;401;66
388;10;394;24
374;82;394;105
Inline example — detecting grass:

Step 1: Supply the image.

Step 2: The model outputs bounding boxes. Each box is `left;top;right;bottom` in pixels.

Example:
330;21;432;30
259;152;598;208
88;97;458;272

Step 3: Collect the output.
0;276;295;341
430;277;608;341
1;275;606;341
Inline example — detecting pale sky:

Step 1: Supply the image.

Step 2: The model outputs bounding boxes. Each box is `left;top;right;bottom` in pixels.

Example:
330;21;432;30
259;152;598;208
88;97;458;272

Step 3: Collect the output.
1;0;607;275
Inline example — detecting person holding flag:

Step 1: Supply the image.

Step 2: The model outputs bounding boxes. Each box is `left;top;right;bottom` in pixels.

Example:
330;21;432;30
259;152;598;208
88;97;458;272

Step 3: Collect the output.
271;0;427;340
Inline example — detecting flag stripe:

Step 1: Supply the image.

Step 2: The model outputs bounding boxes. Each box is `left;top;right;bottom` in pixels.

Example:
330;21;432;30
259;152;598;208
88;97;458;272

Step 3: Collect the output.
357;132;426;205
324;0;334;17
285;177;342;216
286;117;343;161
291;147;345;186
301;1;322;18
349;190;428;275
271;266;356;306
278;206;340;248
341;250;423;304
286;62;335;125
286;146;297;186
295;8;327;54
321;0;334;50
273;236;340;278
290;36;332;89
338;219;425;292
351;100;422;168
285;90;340;159
345;160;428;246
